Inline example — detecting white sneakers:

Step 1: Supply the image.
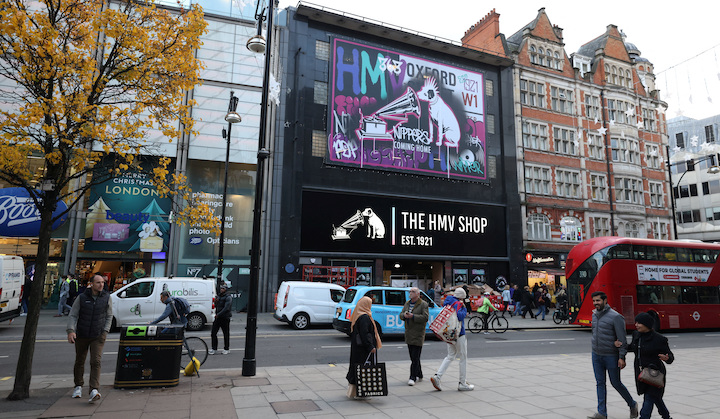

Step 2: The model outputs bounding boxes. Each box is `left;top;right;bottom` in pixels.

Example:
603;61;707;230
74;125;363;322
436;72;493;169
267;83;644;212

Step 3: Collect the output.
430;375;442;391
222;349;229;355
89;389;101;403
72;386;82;398
407;379;415;386
208;349;215;355
209;349;229;355
458;382;475;391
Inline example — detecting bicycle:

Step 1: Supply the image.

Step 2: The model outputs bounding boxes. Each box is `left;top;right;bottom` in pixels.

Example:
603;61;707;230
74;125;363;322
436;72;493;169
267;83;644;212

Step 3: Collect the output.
552;306;570;324
181;335;209;376
467;310;509;334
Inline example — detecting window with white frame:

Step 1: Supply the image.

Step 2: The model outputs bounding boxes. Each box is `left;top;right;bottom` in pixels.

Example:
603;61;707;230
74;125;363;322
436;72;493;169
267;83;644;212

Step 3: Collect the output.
529;45;537;64
556;169;581;198
649;220;668;240
527;213;551;240
553;126;576;155
593;217;611;237
615;176;643;204
649;182;664;207
646;144;660;168
675;132;685;148
643;107;657;132
585;93;600;119
550;86;574;114
611;137;640;164
590;174;607;201
624;222;640;238
607;99;631;124
587;133;605;160
677;210;702;224
520;79;546;108
523;121;549;150
560;216;583;241
525;165;551;195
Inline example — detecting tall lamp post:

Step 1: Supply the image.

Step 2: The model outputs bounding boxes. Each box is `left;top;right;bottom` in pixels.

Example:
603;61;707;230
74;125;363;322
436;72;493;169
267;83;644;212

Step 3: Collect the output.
219;92;242;288
666;146;720;239
243;0;274;377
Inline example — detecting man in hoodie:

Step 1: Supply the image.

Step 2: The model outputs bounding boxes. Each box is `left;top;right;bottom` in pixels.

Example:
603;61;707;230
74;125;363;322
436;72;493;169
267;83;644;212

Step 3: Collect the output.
431;287;474;391
588;291;638;419
210;282;233;355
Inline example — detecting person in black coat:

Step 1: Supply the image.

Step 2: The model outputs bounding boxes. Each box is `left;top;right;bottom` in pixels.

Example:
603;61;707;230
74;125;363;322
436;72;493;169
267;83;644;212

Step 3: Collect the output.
626;312;675;419
520;286;536;319
210;282;233;355
346;296;382;399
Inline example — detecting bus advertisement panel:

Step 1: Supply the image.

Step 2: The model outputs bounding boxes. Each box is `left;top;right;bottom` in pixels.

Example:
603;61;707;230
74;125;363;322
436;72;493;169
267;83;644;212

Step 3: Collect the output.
565;237;720;330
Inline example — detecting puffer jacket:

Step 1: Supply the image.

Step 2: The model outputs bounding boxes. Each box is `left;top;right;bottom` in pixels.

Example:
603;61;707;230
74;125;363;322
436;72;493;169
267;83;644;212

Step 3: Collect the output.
591;305;628;359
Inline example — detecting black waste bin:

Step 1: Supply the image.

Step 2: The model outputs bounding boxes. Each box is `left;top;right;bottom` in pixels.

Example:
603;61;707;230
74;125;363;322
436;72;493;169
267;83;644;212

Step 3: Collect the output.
114;324;184;388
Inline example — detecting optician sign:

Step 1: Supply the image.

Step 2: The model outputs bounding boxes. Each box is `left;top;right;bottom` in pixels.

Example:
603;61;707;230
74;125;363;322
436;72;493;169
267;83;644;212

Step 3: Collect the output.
637;264;711;282
300;190;506;257
0;188;68;236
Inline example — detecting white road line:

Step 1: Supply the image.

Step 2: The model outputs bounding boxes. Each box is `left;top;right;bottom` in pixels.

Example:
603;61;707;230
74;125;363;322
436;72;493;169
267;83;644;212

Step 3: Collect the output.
486;338;576;344
0;355;8;358
704;334;720;337
321;345;350;349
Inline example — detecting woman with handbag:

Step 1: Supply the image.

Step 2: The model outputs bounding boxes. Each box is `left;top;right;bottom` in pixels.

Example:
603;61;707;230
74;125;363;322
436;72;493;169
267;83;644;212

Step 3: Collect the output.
626;312;675;419
346;296;382;399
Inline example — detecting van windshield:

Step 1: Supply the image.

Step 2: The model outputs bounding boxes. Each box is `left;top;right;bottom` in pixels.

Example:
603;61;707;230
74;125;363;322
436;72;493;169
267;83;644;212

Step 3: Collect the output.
343;289;357;303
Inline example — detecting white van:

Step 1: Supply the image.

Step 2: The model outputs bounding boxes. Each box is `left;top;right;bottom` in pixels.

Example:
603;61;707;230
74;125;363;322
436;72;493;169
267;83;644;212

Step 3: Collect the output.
111;277;216;331
0;256;24;323
274;281;345;330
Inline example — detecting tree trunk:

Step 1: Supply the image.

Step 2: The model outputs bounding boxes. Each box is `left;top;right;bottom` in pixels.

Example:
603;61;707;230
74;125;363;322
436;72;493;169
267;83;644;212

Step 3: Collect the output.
7;208;54;400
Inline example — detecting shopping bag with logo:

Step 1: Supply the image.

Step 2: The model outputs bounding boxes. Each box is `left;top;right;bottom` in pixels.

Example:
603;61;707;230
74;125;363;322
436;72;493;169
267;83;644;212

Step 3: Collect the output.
355;353;388;397
430;303;460;343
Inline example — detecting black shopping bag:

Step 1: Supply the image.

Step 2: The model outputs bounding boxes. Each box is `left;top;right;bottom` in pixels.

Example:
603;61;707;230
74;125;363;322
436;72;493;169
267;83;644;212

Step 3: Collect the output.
355;353;388;397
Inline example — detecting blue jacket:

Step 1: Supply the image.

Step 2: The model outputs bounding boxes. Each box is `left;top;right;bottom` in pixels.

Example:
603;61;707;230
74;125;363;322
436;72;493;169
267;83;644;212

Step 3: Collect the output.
151;297;188;327
443;295;467;336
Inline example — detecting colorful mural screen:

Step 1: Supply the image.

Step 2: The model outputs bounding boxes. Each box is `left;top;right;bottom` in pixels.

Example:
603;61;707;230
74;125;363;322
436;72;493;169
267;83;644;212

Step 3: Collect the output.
328;39;486;181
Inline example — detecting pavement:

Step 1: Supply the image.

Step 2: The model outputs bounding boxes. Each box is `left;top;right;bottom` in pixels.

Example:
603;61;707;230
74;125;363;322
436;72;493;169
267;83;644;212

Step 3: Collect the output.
2;311;719;418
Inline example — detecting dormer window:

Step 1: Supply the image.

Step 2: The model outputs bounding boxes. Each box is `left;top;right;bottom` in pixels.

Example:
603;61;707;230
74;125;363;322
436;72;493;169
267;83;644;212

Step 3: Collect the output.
529;43;563;71
539;48;545;65
530;45;537;64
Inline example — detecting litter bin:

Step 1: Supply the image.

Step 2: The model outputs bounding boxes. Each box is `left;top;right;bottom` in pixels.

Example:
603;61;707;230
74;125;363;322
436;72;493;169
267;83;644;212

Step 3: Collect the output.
114;324;184;388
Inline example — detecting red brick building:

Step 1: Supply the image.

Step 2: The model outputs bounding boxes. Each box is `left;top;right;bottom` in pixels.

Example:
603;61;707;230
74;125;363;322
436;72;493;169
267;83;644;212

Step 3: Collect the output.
462;8;670;279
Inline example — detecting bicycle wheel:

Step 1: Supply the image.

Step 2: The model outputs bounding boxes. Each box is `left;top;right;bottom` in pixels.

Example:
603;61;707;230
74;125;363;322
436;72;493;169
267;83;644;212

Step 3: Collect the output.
467;315;483;333
183;336;209;366
491;315;509;333
553;310;562;325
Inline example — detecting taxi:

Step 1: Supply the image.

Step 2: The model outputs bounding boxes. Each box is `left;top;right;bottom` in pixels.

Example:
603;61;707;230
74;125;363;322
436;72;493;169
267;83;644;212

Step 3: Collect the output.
333;286;442;336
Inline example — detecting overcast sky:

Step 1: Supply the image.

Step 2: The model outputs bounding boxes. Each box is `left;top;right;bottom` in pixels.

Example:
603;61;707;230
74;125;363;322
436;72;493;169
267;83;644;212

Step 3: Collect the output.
275;0;720;120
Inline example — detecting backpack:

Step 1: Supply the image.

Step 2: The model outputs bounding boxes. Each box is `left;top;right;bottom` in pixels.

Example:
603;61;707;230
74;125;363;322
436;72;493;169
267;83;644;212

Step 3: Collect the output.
173;297;191;316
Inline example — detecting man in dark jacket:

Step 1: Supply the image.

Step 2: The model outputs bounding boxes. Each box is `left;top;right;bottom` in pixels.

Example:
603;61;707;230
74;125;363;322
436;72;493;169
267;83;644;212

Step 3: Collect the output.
150;291;188;327
210;282;233;355
67;274;113;403
400;287;428;386
588;291;638;419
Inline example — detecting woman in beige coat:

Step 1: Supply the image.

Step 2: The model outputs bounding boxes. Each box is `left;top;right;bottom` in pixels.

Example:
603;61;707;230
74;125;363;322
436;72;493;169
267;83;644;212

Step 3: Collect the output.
400;287;429;386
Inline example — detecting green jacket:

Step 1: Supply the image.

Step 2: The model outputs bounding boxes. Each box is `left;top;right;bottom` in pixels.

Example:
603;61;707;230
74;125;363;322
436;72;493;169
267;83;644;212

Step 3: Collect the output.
477;296;496;314
400;298;429;346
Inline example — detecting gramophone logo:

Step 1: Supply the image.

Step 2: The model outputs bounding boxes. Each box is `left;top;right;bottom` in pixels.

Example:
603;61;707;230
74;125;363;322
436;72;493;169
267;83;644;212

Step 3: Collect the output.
332;208;386;240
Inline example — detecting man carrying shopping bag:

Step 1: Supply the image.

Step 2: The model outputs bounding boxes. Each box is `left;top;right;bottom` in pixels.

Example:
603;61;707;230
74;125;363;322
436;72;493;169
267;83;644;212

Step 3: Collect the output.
431;288;474;391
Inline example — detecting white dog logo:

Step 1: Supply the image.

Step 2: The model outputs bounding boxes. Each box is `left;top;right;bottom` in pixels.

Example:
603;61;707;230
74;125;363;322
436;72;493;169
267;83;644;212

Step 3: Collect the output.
417;77;460;148
362;208;385;239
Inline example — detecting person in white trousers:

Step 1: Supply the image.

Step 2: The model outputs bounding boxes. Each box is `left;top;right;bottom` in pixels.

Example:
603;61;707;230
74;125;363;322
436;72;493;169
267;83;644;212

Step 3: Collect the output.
431;287;474;391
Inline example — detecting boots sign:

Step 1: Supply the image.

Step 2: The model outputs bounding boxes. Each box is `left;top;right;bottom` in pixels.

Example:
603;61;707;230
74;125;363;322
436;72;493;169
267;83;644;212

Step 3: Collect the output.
300;190;506;257
0;188;68;237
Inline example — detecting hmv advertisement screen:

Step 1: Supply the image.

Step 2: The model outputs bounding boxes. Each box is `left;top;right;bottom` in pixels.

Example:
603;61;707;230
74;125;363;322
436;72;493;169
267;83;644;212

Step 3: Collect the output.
300;190;506;257
327;38;487;181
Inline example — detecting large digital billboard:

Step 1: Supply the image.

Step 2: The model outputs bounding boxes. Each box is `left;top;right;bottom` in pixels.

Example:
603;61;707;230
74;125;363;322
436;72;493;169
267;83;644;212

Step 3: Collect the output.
328;39;487;181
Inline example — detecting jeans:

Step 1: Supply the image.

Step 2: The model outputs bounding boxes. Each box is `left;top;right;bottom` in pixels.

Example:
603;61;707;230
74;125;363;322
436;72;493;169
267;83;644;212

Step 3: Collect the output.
535;304;546;320
57;294;72;315
513;302;523;317
640;391;670;419
74;333;107;390
408;344;423;380
591;352;635;417
211;317;231;351
436;335;467;384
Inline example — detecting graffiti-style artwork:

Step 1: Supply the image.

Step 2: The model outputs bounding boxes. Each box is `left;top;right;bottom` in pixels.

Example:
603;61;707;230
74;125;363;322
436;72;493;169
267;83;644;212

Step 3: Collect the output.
328;39;486;181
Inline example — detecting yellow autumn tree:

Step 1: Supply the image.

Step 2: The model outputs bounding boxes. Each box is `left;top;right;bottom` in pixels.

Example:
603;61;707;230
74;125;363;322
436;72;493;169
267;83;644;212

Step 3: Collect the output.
0;0;215;400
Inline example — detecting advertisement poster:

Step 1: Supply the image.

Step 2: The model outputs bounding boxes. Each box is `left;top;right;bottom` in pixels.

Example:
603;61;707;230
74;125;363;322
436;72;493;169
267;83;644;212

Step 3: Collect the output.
637;264;711;282
328;39;486;181
85;159;173;252
300;190;506;257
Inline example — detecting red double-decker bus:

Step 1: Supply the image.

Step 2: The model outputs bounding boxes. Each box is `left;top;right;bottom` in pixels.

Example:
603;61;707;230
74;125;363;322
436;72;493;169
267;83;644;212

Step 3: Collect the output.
566;237;720;330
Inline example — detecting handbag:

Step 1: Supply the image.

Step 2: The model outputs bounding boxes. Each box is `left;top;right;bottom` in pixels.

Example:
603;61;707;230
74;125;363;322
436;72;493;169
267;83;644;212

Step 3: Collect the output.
637;339;665;388
355;353;388;397
429;304;461;343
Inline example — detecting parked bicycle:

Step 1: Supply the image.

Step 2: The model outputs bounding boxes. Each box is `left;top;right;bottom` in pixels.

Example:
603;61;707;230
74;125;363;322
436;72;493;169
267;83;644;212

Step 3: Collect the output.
467;310;509;334
181;335;208;376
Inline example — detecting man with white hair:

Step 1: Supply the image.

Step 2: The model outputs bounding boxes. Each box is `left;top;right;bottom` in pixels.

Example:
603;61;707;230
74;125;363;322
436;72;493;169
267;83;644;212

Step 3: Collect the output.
431;287;474;391
400;287;429;386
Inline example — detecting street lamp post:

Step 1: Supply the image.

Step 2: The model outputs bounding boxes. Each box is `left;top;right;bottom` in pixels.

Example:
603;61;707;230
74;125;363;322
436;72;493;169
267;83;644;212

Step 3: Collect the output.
219;92;242;289
243;0;274;377
666;146;720;239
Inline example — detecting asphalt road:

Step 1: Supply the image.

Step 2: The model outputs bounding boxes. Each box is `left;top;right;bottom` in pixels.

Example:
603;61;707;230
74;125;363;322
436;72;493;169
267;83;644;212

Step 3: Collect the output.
2;314;720;378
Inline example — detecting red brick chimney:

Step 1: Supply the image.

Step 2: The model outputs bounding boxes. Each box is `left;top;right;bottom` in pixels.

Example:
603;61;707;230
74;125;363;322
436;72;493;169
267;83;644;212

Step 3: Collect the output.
461;9;507;58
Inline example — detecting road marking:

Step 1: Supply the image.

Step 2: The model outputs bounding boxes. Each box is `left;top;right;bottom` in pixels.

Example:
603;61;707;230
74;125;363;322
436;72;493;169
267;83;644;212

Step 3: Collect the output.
321;345;350;349
1;376;11;381
704;334;720;337
486;338;575;344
